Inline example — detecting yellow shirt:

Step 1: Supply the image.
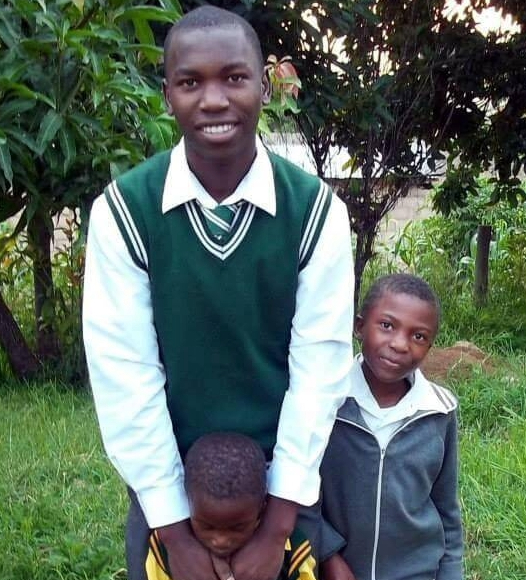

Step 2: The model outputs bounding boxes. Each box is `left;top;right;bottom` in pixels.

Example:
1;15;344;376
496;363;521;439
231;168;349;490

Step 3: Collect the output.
146;529;317;580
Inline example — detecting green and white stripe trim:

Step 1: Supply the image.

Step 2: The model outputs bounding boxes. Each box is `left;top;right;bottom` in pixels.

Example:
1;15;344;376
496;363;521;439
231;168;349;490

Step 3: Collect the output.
185;199;256;260
299;181;331;269
105;181;148;269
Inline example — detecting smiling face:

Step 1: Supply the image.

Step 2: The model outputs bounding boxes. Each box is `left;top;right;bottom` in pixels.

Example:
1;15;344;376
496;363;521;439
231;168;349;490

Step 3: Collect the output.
356;291;438;398
189;492;263;559
163;25;270;174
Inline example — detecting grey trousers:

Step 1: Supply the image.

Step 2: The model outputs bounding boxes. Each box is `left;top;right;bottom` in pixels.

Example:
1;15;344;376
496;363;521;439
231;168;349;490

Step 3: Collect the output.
126;487;150;580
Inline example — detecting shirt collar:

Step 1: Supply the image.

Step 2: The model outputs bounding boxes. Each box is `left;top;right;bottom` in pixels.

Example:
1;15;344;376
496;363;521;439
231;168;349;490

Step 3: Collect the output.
350;354;453;416
161;137;276;215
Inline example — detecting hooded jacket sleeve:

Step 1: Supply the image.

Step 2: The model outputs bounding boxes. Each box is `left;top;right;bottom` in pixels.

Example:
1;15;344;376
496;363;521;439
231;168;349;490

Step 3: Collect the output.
431;410;463;580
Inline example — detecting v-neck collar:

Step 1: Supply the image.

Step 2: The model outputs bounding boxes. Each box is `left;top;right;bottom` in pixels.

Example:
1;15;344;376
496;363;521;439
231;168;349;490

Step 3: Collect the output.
185;200;256;261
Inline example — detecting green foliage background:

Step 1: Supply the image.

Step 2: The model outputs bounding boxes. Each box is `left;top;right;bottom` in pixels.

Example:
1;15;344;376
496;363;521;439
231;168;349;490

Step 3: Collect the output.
368;182;526;351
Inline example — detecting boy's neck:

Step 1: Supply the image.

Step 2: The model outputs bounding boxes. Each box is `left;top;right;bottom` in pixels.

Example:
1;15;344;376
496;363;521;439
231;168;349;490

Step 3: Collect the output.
370;380;411;408
361;362;411;408
186;146;258;203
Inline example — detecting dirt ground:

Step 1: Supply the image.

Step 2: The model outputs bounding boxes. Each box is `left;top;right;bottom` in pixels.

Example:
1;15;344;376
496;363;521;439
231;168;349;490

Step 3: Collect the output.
420;341;495;382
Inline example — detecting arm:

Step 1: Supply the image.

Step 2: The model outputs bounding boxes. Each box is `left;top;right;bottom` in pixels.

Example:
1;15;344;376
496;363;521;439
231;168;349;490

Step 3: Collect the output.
232;195;354;580
321;554;357;580
318;507;355;580
83;195;187;526
83;196;215;580
231;496;297;580
431;411;464;580
298;495;354;580
269;194;354;504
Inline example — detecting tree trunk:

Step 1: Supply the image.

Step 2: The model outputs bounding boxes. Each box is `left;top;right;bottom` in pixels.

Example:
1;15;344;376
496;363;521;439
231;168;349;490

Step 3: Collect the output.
0;290;41;379
27;214;61;361
353;222;377;320
474;224;491;306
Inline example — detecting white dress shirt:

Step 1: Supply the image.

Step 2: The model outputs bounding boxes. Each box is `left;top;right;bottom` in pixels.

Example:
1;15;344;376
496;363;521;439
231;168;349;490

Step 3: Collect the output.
83;138;354;528
350;354;451;449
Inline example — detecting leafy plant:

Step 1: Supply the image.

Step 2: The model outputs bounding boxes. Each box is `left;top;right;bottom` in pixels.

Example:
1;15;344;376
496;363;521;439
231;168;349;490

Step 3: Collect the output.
367;183;526;352
0;0;182;376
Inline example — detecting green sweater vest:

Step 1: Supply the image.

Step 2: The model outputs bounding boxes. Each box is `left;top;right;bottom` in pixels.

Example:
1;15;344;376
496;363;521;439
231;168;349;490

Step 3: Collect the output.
106;149;331;459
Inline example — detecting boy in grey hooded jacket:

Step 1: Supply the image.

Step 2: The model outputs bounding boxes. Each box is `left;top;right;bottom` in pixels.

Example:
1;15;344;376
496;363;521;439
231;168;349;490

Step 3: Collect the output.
319;274;463;580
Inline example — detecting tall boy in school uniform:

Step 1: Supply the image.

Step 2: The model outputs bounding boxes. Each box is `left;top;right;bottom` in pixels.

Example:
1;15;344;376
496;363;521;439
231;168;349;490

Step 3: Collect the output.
83;6;354;580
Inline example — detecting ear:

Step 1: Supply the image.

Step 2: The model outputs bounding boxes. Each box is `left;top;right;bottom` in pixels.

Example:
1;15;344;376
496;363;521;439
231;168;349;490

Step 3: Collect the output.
354;315;365;341
261;71;271;106
162;79;173;115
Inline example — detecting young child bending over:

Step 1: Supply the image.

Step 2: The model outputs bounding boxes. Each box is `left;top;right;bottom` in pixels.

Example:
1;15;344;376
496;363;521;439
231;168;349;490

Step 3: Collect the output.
319;274;463;580
147;432;317;580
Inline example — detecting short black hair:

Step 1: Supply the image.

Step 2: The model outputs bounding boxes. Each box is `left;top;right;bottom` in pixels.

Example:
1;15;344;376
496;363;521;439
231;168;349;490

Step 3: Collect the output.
360;273;441;326
184;432;267;502
164;6;264;72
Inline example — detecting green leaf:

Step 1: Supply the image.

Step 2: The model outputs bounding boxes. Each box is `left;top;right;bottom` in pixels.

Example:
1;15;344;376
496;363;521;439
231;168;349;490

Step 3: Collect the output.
132;17;154;47
36;110;63;155
4;128;39;153
144;118;175;151
69;113;103;134
58;125;77;174
89;52;103;78
257;113;271;135
71;0;84;11
92;90;103;109
115;6;181;24
157;0;182;14
82;25;123;42
0;142;13;184
0;10;20;48
0;99;36;122
0;80;55;107
125;44;163;64
341;156;358;174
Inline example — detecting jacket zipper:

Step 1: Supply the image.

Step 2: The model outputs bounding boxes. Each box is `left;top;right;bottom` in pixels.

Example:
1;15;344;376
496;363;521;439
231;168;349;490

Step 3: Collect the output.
370;447;385;580
336;411;440;580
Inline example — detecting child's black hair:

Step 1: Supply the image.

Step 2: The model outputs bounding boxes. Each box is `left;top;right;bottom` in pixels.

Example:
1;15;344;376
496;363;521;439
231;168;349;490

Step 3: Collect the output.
164;6;264;72
184;432;267;502
360;273;441;325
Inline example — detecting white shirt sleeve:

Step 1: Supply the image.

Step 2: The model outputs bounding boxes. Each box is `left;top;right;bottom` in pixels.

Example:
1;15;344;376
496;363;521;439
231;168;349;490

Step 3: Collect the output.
82;195;189;528
267;194;354;506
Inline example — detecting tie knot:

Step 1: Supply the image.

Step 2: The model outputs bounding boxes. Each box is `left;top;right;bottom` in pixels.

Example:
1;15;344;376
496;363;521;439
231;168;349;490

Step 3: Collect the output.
197;200;245;242
212;203;238;223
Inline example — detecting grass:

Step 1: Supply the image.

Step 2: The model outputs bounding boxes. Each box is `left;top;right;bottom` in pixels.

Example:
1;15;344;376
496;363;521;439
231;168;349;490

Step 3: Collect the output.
450;358;526;580
454;355;526;435
1;357;526;580
460;418;526;579
0;382;127;580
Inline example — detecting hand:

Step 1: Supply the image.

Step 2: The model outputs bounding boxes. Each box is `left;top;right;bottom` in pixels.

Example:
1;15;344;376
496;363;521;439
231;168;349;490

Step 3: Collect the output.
231;496;298;580
156;520;216;580
320;554;357;580
230;524;285;580
211;554;235;580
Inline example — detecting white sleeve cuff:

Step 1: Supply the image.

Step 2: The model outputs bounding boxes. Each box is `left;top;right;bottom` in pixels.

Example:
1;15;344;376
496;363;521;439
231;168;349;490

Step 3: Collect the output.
267;456;320;506
137;483;191;528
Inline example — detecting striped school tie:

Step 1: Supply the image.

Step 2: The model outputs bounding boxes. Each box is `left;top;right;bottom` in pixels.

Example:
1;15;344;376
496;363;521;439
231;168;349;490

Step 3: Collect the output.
198;201;245;242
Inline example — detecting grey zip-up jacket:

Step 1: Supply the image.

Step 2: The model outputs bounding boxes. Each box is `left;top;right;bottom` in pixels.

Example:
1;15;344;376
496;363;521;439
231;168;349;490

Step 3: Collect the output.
319;367;463;580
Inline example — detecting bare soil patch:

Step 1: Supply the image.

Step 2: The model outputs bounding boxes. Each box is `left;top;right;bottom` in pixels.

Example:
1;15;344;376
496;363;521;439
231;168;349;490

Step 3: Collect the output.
421;341;496;383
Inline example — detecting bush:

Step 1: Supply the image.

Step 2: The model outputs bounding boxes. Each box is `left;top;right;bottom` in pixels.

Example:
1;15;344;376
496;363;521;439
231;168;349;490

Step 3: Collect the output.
367;181;526;352
0;220;85;383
